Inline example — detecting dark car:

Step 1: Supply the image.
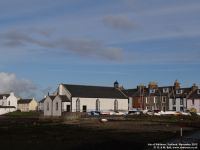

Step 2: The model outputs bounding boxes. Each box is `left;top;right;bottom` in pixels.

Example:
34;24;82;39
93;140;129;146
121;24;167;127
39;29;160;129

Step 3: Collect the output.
128;109;141;115
88;111;100;116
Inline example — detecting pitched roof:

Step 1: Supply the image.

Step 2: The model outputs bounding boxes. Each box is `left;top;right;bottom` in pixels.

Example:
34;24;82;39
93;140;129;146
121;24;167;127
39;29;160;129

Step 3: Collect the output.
188;89;200;99
62;84;127;99
49;96;56;100
39;98;45;103
122;89;137;97
0;94;10;99
169;88;191;98
58;95;70;102
18;99;32;104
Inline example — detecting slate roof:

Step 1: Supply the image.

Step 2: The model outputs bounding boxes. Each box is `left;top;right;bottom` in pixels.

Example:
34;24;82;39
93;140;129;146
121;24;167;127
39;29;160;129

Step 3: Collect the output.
123;86;194;98
18;99;32;104
188;90;200;99
39;98;45;103
169;88;191;98
48;96;56;100
0;94;10;99
122;89;137;97
63;84;127;99
58;95;71;102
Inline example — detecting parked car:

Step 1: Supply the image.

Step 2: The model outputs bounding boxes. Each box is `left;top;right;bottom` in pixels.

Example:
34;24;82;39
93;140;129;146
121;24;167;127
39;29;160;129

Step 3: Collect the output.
128;110;141;115
100;111;111;115
146;110;154;115
88;111;100;116
112;111;126;115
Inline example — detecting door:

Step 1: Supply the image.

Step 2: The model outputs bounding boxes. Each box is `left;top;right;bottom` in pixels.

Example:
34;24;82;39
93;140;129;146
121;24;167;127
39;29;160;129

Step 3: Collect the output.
83;105;87;112
67;105;71;112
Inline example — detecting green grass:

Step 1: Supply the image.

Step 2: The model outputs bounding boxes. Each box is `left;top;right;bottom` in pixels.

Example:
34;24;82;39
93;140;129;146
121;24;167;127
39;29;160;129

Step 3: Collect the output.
4;111;42;117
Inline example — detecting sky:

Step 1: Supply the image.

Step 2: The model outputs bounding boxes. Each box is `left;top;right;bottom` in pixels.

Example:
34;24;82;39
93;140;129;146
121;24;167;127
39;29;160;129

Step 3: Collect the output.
0;0;200;99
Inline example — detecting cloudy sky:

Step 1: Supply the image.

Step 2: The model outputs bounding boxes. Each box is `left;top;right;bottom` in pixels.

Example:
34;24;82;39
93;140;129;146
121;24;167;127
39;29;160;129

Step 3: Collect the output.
0;0;200;99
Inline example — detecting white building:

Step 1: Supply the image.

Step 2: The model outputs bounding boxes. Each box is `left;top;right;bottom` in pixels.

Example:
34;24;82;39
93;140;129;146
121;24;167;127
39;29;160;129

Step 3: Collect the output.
187;89;200;113
44;82;128;116
168;81;188;112
169;88;188;112
0;92;18;115
44;95;71;116
38;98;45;112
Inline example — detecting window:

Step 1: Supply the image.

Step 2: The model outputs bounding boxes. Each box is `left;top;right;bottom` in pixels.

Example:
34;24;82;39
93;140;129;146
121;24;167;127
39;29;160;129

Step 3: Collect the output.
149;89;155;93
8;101;10;106
96;99;100;111
180;99;183;105
114;100;118;112
180;107;184;111
163;88;169;93
56;102;58;111
47;102;49;111
76;98;80;112
176;90;183;94
172;99;176;105
192;99;194;105
173;107;176;111
162;97;167;103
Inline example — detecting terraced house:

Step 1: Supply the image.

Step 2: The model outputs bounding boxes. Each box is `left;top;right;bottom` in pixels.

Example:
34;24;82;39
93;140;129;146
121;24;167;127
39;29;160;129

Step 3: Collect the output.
187;87;200;113
125;80;199;112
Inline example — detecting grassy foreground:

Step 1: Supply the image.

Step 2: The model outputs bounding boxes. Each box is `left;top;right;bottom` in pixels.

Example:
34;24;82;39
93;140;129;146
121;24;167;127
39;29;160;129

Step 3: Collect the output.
0;112;200;150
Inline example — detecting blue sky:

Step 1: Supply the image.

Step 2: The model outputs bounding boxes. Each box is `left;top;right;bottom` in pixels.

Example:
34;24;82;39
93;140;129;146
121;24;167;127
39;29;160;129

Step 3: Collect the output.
0;0;200;99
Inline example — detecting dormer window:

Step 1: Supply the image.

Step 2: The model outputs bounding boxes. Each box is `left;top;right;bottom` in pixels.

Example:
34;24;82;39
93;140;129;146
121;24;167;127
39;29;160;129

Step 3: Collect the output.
197;89;200;94
149;89;155;93
163;88;169;93
176;89;183;94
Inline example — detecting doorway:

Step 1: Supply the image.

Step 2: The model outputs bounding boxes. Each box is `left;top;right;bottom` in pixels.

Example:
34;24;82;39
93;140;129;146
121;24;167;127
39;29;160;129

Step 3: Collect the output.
83;105;87;112
66;105;71;112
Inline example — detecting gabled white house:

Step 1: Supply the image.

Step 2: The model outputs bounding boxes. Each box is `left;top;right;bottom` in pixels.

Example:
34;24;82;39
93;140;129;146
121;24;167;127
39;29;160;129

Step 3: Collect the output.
44;82;129;116
44;96;55;116
0;92;18;115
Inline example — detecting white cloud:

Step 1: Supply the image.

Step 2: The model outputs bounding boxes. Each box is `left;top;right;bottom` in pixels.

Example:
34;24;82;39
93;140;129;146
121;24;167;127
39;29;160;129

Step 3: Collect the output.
0;30;125;61
0;72;37;97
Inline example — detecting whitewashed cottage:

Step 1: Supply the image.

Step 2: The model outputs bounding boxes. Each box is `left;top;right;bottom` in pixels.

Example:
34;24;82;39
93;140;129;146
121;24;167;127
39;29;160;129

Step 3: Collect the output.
0;92;18;115
44;95;71;116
